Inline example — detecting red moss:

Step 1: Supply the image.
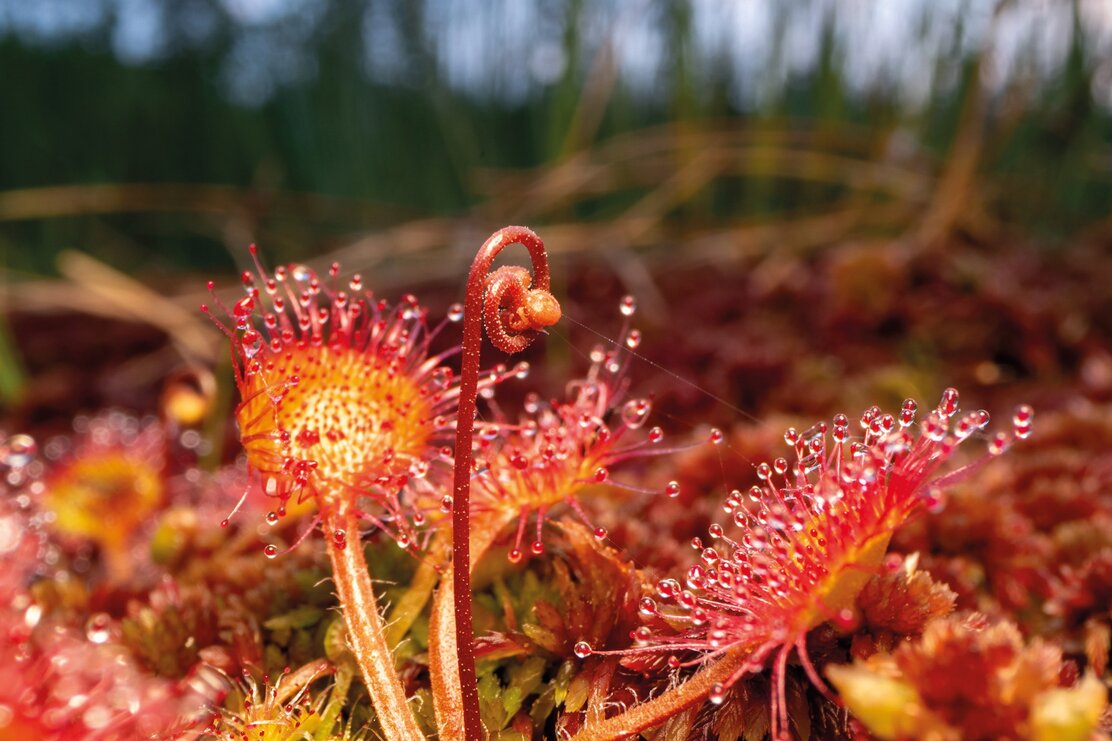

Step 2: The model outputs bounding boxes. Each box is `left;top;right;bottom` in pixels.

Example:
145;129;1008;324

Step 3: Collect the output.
851;555;957;659
830;616;1108;741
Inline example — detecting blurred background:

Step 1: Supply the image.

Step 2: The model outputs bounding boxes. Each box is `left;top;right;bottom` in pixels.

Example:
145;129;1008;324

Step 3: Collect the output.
2;0;1111;434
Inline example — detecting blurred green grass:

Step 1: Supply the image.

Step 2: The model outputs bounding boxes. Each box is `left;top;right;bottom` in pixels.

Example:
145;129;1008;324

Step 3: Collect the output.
0;0;1109;281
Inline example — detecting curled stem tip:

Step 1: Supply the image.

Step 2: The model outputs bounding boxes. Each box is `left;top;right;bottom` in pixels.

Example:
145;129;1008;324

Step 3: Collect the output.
450;226;559;740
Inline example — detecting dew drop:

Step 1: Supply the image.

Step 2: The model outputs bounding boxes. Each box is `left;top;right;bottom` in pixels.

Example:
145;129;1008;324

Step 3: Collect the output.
530;541;544;556
265;511;280;526
657;578;680;599
241;329;263;358
1;435;36;468
988;432;1009;456
709;683;726;705
440;496;453;513
220;519;230;528
619;295;637;317
664;481;680;498
447;303;464;322
621;399;651;429
593;526;607;540
85;613;113;644
263;544;279;559
508;548;522;563
573;641;592;658
834;608;857;630
1013;404;1034;439
233;296;255;318
638;597;657;616
594;467;609;483
648;426;664;443
709;428;724;445
290;264;312;282
923;415;947;442
938;387;960;417
924;488;945;513
624;329;642;349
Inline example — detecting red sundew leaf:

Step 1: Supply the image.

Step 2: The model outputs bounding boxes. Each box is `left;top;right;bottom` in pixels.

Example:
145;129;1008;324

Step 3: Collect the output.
205;253;524;552
568;390;1029;741
471;302;686;562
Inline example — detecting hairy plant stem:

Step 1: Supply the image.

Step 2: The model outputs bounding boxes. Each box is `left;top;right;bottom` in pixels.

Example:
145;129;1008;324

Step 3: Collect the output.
324;504;424;740
570;647;750;741
429;515;506;739
450;226;556;740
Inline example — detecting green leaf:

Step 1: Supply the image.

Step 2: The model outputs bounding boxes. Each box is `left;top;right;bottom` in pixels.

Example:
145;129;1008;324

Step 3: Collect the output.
264;605;324;631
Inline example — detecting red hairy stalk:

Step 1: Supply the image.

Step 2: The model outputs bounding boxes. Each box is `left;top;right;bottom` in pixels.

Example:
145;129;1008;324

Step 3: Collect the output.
323;503;419;740
450;226;560;740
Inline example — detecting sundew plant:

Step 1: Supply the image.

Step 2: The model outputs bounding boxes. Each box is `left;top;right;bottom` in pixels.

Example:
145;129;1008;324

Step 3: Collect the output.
0;224;1109;741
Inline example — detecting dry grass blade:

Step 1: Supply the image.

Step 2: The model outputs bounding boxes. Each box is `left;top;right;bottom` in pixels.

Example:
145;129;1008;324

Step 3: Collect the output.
54;250;219;363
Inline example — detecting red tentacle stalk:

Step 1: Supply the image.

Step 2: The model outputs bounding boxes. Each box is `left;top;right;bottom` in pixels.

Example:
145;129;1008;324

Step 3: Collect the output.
451;226;560;740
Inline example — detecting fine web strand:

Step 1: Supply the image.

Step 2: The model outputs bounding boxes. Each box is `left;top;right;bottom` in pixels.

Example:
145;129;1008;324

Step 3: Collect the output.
561;313;762;425
553;314;760;478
